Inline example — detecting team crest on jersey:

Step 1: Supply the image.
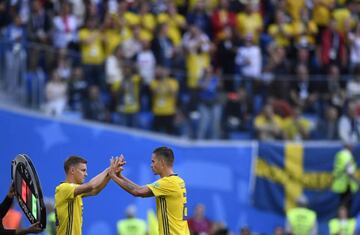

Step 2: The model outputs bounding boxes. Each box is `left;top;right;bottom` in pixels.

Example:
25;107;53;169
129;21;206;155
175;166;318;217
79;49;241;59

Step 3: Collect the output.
152;182;160;188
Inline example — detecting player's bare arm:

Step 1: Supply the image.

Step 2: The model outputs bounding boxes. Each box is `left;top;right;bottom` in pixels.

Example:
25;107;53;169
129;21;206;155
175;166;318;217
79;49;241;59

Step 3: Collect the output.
79;168;111;197
74;156;126;197
109;156;154;198
73;168;109;197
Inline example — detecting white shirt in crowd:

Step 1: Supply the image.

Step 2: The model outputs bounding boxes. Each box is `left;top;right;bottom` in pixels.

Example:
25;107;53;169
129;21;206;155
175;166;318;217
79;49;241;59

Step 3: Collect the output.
136;50;156;85
346;78;360;100
122;38;142;59
68;0;86;25
182;32;210;54
349;32;360;65
106;55;123;85
44;80;67;116
338;115;360;144
52;15;78;49
235;44;262;78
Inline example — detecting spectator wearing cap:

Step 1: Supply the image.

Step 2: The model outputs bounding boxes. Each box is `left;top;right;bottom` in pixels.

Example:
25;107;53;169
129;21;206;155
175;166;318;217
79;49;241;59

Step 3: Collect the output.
116;205;146;235
285;195;318;235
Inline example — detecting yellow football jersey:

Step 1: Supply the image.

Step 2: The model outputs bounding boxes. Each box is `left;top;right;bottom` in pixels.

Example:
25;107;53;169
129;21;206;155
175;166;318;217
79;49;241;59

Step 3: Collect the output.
55;182;83;235
78;29;105;65
150;78;179;116
147;175;190;235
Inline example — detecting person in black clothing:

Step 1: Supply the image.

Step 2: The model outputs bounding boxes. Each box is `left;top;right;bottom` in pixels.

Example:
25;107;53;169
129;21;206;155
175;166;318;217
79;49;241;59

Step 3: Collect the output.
216;26;237;92
1;184;43;235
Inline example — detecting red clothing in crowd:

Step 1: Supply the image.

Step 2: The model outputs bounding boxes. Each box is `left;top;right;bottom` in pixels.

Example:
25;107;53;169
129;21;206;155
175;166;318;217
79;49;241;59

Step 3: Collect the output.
188;217;213;234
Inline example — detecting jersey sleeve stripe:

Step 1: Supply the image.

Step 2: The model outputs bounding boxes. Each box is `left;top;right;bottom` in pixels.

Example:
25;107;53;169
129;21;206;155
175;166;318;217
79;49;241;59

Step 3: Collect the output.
66;201;74;235
160;197;170;235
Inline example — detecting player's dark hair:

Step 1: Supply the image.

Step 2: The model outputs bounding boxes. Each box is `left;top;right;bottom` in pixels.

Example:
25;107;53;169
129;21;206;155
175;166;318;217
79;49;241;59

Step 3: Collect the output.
153;147;174;166
64;156;87;173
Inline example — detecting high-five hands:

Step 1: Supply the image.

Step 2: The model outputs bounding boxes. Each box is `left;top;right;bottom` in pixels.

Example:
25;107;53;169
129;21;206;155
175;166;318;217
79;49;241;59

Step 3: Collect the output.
109;155;126;177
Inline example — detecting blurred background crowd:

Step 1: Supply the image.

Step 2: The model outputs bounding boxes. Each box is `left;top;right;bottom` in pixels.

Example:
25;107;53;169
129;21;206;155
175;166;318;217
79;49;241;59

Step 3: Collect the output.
1;0;360;141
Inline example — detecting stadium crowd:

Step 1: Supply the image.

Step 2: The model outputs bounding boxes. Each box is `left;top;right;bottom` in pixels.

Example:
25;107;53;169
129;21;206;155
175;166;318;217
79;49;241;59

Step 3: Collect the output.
1;0;360;141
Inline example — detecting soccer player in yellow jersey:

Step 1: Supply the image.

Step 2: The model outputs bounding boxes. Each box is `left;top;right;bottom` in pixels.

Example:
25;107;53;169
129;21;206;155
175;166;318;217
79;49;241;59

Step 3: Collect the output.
55;156;124;235
109;147;190;235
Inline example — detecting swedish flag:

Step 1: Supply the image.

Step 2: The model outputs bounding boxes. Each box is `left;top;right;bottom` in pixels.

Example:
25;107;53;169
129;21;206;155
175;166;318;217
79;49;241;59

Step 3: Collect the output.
253;142;360;220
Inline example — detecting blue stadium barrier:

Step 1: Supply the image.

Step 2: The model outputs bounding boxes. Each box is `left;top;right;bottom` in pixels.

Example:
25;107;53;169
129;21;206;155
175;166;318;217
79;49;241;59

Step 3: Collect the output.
1;106;359;235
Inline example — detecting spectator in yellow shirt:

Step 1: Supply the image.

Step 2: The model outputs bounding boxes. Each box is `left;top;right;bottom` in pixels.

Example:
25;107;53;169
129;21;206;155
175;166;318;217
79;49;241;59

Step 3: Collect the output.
282;106;312;140
150;67;179;135
182;25;211;89
157;2;187;47
117;65;142;128
138;2;156;42
292;8;318;48
332;3;354;33
285;0;304;21
236;2;263;43
268;10;294;48
254;103;283;140
313;0;335;29
117;1;139;27
78;17;106;88
102;14;122;57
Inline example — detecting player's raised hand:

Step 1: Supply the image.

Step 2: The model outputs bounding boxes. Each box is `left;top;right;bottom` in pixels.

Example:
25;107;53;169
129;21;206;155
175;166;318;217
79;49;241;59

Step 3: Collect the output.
109;155;125;177
117;154;126;167
109;157;117;177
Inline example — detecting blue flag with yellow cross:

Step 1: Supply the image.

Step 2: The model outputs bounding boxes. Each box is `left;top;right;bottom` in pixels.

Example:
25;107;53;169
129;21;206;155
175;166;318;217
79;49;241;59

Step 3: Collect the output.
253;142;360;220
